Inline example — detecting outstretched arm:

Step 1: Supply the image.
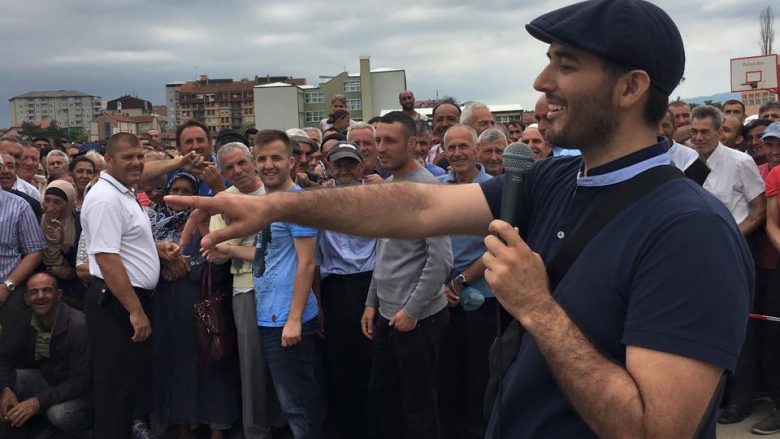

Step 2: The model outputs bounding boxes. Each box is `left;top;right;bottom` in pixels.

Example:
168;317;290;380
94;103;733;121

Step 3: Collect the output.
167;181;493;249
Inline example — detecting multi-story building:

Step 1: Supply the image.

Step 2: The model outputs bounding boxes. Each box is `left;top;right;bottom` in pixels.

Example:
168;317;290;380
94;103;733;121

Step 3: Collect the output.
741;89;778;116
9;90;102;132
167;74;306;134
106;95;153;116
253;56;407;130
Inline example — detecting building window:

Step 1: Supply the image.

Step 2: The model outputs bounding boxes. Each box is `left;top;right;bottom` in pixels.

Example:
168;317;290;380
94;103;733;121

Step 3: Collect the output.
344;81;361;93
347;99;362;111
305;92;324;104
306;111;325;123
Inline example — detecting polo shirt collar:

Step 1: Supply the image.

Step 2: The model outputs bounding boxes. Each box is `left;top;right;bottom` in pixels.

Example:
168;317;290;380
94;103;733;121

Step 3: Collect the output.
99;170;132;194
442;163;489;184
576;141;671;187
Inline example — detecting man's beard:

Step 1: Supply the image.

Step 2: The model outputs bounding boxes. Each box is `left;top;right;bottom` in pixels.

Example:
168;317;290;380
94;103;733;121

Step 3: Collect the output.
544;86;617;151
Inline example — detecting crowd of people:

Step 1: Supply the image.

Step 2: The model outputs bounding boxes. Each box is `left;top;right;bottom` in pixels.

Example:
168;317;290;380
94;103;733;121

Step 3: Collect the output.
1;1;780;438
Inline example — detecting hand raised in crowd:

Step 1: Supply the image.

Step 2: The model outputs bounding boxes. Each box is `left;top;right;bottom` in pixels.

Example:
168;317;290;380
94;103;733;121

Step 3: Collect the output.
360;306;376;340
180;151;207;175
363;174;384;185
202;164;226;193
202;243;231;265
45;218;64;244
281;318;302;347
160;255;190;282
388;308;417;332
167;191;269;250
156;241;181;263
5;396;39;427
0;387;18;422
129;310;152;343
483;220;551;317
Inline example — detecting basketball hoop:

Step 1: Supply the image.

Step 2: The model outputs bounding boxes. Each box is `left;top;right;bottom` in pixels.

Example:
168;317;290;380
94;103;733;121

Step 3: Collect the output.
730;54;779;93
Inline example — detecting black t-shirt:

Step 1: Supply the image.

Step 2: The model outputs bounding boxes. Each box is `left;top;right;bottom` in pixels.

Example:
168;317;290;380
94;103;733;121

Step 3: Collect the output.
480;144;753;439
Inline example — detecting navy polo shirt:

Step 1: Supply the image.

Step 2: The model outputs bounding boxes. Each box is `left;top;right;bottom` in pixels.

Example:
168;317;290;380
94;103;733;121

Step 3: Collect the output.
480;143;753;439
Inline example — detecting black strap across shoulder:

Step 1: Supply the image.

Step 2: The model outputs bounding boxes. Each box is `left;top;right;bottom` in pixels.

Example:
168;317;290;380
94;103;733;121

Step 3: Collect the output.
546;164;683;290
484;164;684;424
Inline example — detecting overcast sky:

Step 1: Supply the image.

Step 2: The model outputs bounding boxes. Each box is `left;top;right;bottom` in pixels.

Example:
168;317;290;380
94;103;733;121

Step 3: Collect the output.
0;0;774;127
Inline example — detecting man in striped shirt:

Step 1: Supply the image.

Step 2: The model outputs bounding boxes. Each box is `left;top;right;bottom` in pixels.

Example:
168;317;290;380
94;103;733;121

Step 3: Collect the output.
0;152;45;330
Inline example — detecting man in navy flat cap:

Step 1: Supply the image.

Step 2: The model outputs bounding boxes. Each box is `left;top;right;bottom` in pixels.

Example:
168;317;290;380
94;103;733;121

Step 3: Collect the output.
165;1;752;438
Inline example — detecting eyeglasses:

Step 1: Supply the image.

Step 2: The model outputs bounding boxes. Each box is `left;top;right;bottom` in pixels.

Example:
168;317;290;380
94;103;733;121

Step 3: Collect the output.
252;225;272;277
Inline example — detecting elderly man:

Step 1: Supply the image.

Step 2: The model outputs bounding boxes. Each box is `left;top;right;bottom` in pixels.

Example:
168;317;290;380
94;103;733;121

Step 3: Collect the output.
0;153;42;220
347;122;384;183
0;138;40;201
168;1;752;438
0;272;91;438
477;128;508;175
18;142;46;194
534;95;580;157
522;123;551;161
461;102;495;135
314;143;377;437
206;142;288;439
437;124;497;439
693;105;766;236
0;152;45;330
44;150;70;181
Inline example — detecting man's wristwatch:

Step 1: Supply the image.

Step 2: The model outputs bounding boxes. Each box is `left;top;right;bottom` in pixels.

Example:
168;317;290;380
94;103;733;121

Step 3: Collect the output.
451;274;468;290
2;279;15;293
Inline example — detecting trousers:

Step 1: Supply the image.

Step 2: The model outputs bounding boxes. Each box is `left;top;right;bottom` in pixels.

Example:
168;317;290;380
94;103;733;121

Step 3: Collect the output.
84;279;153;438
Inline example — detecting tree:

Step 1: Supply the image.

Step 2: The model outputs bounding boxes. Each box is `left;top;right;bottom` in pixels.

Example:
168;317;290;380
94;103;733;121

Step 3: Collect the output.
760;6;774;56
19;120;68;140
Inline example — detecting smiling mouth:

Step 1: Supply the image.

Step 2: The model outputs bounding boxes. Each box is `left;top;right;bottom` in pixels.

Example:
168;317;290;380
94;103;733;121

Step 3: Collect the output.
548;103;567;115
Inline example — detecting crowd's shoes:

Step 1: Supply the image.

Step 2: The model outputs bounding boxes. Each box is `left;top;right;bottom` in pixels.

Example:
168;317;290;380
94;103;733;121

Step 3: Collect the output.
752;408;780;435
132;420;158;439
717;403;752;424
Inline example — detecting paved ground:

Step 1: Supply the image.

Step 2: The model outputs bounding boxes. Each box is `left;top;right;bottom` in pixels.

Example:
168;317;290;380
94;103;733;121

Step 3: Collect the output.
718;400;777;439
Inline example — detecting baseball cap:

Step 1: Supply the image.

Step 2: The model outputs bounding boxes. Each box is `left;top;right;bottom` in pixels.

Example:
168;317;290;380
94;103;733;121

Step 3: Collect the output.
327;143;363;163
526;0;685;95
762;122;780;141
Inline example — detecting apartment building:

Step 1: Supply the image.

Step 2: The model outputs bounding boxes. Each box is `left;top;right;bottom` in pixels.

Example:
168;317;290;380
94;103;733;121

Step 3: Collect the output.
9;90;102;132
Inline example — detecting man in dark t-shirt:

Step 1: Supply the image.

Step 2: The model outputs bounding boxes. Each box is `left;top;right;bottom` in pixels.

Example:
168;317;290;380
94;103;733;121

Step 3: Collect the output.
167;1;752;438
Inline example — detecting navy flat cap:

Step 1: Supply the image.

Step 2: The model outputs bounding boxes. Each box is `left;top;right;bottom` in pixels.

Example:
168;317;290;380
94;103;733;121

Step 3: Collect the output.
526;0;685;95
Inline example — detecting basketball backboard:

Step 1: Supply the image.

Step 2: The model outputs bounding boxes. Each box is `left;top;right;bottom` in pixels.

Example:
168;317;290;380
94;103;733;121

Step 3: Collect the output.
730;54;779;92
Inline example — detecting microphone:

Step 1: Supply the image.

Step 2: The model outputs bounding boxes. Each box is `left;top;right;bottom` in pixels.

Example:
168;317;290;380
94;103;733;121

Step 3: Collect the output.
500;142;535;226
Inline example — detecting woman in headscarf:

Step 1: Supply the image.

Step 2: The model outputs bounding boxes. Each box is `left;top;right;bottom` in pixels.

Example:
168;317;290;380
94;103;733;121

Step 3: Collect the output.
151;171;239;439
40;179;84;305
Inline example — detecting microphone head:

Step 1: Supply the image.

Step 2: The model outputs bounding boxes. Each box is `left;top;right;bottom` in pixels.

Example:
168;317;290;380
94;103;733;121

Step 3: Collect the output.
503;142;535;173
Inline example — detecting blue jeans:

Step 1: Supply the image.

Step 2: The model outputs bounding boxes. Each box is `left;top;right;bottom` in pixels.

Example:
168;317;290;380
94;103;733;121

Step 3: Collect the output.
260;319;323;439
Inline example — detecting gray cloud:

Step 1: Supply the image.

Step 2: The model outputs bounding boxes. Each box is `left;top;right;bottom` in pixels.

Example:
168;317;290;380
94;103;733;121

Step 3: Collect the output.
1;0;774;126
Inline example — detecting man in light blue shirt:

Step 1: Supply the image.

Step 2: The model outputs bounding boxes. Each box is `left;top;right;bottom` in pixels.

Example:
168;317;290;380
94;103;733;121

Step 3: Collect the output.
251;130;322;438
316;143;376;438
437;124;501;438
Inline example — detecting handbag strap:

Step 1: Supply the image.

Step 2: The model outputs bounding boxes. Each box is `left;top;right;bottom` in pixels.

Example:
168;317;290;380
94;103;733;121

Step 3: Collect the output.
546;165;683;290
201;262;214;299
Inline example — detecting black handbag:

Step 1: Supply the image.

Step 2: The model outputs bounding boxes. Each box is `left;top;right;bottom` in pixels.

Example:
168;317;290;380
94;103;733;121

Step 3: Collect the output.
193;263;236;365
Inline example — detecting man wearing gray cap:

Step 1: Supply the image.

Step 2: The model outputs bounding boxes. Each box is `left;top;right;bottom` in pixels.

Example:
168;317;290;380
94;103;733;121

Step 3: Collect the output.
167;2;752;438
